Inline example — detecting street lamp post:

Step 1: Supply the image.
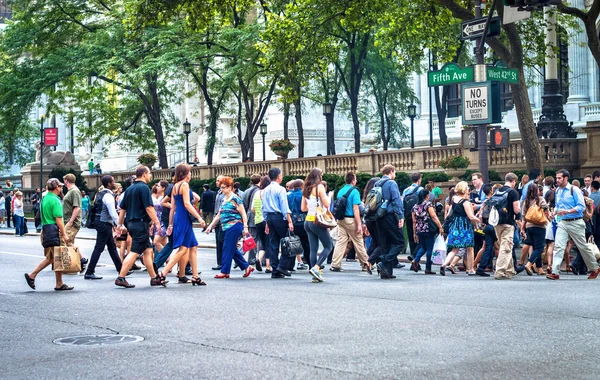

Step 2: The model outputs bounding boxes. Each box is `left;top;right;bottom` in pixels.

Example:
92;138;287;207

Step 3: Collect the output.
183;118;191;164
408;104;417;149
260;122;267;161
322;102;333;155
39;115;44;192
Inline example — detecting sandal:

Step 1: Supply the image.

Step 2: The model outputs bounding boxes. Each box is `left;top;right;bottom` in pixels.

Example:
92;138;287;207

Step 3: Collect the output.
24;273;35;290
178;276;190;284
54;284;74;291
448;265;457;275
191;276;207;286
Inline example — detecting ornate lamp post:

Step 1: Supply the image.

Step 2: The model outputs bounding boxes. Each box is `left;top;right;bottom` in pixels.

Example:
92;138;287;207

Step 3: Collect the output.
322;102;334;155
260;122;267;161
408;104;417;149
183;118;191;164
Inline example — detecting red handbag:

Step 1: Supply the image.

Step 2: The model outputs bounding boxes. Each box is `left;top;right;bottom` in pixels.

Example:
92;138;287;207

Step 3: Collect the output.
242;234;257;252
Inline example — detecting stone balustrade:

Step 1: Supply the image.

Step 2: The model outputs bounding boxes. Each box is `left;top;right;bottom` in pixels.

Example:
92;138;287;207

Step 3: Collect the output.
80;136;589;190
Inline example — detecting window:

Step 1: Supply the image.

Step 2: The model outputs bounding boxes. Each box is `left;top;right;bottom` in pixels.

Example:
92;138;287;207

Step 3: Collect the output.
447;84;461;118
500;82;513;111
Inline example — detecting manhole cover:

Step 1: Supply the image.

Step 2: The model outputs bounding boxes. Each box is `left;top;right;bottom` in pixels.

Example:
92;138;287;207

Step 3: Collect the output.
53;334;144;346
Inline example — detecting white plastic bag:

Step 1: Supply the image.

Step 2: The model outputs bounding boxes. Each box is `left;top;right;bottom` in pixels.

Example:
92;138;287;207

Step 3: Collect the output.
432;235;447;265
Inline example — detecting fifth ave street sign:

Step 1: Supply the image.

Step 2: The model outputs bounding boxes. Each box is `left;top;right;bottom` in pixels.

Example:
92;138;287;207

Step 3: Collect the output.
462;82;493;125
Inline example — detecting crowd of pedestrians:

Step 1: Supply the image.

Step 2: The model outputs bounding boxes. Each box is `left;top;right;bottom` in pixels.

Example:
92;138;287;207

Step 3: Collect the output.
14;163;600;291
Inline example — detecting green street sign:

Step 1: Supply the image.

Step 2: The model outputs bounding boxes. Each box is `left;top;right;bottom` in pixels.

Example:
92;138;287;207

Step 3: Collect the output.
427;63;474;87
486;66;519;84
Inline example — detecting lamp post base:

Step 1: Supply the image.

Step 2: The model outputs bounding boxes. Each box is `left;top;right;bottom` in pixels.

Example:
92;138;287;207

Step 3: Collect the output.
536;79;576;139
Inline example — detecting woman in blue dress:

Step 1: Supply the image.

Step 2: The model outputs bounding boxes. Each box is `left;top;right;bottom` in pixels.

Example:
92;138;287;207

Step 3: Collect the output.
441;181;481;276
206;176;254;279
160;164;206;286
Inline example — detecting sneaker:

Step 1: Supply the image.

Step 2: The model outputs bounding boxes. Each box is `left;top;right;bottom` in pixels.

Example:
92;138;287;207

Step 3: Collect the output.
297;263;308;270
309;267;324;282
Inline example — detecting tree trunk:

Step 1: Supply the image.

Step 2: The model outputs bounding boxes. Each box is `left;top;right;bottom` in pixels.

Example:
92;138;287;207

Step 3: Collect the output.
146;76;168;168
350;94;361;153
206;117;217;165
294;95;304;158
512;71;544;173
283;102;290;140
435;85;448;146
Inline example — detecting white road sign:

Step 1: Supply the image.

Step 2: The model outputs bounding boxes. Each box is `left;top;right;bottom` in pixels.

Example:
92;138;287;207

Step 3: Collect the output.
462;82;492;125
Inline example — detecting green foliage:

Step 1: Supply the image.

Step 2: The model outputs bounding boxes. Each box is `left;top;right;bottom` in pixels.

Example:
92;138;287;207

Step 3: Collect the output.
269;139;296;153
233;177;251;191
47;168;89;193
438;155;470;169
282;175;305;185
422;172;450;183
460;170;501;182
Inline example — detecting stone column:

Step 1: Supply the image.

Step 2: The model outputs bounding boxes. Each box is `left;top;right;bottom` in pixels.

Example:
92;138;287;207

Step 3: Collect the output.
567;0;590;103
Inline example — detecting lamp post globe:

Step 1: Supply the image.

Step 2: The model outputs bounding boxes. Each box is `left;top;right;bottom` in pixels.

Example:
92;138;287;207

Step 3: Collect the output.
260;122;267;161
183;118;191;164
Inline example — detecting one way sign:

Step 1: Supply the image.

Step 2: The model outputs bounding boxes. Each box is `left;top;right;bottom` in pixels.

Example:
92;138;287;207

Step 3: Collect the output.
461;16;501;41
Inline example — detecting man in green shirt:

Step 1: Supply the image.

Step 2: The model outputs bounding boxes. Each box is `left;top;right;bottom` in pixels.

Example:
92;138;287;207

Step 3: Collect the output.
24;178;73;291
428;179;443;204
88;158;94;175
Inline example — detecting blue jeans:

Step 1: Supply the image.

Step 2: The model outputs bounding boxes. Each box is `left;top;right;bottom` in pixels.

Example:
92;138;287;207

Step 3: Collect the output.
266;213;294;272
477;224;497;272
154;233;173;268
414;232;436;271
221;223;248;274
14;215;24;236
526;226;545;267
304;221;333;268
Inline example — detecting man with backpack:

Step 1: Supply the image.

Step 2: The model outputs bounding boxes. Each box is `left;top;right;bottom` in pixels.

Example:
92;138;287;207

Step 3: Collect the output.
403;172;423;260
84;175;126;280
330;172;371;274
489;172;521;280
548;169;600;280
368;164;405;279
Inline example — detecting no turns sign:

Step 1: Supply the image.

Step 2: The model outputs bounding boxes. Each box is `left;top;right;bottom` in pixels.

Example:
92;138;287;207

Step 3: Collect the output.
462;82;492;125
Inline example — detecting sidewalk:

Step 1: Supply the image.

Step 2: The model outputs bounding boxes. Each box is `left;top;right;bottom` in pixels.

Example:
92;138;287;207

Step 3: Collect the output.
0;221;218;249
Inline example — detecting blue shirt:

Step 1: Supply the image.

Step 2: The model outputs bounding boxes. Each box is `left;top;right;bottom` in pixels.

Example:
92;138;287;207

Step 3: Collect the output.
402;184;423;198
287;189;303;215
337;184;361;217
380;176;404;219
262;182;291;219
520;180;535;202
555;184;585;219
471;186;487;211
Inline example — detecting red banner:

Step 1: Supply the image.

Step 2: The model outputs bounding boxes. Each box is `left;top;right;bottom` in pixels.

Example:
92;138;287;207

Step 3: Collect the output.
44;128;58;146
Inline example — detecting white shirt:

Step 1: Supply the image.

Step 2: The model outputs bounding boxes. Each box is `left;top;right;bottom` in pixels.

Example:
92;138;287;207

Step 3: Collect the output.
102;191;119;225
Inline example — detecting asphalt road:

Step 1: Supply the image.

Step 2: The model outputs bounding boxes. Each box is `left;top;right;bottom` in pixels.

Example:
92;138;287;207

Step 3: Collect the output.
2;233;600;380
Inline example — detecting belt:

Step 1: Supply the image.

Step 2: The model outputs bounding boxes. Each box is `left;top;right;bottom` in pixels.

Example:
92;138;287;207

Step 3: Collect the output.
344;215;354;218
562;217;583;222
265;212;282;216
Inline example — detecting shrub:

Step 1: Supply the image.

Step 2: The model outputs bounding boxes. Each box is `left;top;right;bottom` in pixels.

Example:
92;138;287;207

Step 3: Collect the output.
460;170;501;182
438;155;470;169
421;172;450;183
269;139;296;153
137;153;157;166
233;177;251;191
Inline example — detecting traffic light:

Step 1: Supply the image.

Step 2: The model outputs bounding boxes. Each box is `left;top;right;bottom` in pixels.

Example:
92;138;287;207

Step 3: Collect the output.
504;0;560;10
502;0;526;7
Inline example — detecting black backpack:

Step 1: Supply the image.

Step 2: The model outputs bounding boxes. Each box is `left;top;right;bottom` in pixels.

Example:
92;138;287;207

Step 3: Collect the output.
85;190;109;229
333;187;358;220
483;188;511;225
403;186;420;220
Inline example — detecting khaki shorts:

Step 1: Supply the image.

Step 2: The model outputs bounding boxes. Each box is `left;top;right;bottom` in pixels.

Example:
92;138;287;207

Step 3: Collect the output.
65;225;80;246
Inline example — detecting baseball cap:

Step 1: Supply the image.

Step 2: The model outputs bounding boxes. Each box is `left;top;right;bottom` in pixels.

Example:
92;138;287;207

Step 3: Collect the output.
47;178;64;190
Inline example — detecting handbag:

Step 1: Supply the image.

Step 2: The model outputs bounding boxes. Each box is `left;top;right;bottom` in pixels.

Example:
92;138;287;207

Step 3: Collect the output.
53;246;82;273
280;231;303;257
314;197;337;229
524;202;547;226
242;234;257;252
41;224;60;248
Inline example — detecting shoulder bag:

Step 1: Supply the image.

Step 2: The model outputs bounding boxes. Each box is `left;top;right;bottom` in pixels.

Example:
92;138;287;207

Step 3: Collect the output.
281;231;303;257
314;197;337;229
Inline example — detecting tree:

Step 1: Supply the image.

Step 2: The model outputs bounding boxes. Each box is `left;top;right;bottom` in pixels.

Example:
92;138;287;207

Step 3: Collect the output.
557;2;600;70
1;1;183;168
436;0;545;172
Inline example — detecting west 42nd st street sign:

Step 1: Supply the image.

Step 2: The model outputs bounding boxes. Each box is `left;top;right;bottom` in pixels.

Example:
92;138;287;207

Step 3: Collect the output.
427;63;473;87
486;66;519;84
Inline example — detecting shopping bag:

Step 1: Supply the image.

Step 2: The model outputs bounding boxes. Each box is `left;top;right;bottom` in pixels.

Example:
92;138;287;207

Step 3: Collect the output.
242;234;257;252
432;235;447;265
53;246;82;273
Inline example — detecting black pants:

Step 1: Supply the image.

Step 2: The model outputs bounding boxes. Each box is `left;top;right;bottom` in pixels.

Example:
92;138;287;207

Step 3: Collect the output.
266;213;294;272
86;221;123;275
376;213;405;275
406;218;419;257
366;220;381;264
293;223;310;264
6;211;11;227
215;224;224;265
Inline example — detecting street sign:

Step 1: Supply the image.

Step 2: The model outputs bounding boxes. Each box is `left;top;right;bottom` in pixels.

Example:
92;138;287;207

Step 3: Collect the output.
462;82;492;125
44;128;59;146
427;63;473;87
461;129;478;149
490;128;510;148
461;16;501;41
487;66;519;84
